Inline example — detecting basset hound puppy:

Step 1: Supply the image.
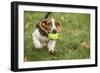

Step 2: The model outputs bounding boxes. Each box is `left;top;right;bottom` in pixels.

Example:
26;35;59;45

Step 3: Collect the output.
32;17;62;54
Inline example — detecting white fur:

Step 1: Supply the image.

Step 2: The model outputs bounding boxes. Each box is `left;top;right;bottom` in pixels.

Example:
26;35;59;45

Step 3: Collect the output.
32;28;56;52
51;18;57;32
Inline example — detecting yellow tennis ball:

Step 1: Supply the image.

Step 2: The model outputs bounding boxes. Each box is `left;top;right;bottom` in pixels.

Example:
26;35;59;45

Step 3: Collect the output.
48;33;59;40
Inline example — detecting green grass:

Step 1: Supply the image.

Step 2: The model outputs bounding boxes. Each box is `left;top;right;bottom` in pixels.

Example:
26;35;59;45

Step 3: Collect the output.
24;11;90;61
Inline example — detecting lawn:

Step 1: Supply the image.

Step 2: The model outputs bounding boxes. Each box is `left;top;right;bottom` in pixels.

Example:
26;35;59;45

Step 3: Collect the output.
24;11;90;61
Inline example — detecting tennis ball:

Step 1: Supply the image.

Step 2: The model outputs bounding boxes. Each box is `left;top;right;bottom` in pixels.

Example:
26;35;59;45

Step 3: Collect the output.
48;33;59;40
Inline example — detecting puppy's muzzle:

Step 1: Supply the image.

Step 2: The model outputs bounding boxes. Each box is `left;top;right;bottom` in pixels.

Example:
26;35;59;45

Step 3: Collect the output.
52;29;57;33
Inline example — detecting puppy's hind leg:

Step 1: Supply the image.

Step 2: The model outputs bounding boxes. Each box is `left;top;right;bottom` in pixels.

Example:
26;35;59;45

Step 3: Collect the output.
32;36;43;49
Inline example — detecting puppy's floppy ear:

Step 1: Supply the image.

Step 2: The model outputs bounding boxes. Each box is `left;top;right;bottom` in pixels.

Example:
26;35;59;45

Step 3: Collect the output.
56;22;62;32
39;19;48;33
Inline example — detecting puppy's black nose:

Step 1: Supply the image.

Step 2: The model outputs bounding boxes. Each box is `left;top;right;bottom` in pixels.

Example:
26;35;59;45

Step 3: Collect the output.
52;29;57;33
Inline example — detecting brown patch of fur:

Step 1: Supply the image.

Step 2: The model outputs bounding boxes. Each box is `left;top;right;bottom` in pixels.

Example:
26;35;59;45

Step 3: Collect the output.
56;22;62;32
39;19;51;33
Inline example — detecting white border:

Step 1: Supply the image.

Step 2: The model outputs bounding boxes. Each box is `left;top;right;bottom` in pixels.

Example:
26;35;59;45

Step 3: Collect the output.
18;5;96;68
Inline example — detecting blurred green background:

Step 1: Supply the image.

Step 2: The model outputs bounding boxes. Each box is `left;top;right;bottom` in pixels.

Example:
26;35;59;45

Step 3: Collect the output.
24;11;90;61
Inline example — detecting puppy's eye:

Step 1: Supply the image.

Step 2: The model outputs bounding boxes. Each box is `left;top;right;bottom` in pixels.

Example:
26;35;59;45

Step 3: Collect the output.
55;22;60;26
46;22;51;30
47;22;52;26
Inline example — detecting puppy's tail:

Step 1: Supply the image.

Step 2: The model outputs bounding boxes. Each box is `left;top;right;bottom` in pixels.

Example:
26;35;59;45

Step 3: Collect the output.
44;12;52;19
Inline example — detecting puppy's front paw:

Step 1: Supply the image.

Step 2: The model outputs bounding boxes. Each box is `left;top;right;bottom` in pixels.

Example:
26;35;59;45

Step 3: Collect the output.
49;50;56;55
